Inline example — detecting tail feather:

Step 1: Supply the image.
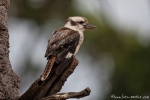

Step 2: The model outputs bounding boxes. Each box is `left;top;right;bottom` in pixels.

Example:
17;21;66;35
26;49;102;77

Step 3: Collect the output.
41;56;56;81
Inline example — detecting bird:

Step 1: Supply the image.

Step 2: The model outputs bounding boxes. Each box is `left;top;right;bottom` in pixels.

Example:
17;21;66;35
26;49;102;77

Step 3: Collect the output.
41;16;97;81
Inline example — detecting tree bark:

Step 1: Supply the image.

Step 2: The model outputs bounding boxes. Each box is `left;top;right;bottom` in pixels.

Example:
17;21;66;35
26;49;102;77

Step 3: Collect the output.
0;0;20;99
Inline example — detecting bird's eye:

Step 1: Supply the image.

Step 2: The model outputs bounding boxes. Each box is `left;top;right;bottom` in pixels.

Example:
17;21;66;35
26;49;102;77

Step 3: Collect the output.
78;21;84;24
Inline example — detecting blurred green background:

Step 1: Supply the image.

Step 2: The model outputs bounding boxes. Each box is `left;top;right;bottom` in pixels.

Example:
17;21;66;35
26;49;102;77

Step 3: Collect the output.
8;0;150;100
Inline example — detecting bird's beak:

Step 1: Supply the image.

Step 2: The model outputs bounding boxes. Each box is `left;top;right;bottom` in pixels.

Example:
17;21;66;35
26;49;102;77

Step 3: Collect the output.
84;23;97;29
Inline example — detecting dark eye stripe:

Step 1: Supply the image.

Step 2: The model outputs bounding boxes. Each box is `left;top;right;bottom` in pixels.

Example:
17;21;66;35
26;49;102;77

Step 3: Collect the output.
78;21;84;24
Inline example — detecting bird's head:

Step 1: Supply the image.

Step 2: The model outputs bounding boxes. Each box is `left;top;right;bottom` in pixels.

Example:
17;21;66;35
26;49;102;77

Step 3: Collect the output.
64;16;97;32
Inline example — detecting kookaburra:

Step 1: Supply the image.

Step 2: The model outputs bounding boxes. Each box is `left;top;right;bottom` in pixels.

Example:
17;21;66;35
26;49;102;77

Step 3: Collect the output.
41;16;97;81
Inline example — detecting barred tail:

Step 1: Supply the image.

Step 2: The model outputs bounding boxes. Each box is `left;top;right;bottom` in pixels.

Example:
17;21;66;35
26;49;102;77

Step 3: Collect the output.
41;56;56;81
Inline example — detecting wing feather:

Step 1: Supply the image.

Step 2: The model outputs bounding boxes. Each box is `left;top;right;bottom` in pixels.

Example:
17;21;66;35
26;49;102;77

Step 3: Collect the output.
55;57;73;75
45;27;80;61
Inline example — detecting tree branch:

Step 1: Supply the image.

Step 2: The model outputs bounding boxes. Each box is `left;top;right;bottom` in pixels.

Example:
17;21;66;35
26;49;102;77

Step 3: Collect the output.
18;56;90;100
41;87;91;100
0;0;20;99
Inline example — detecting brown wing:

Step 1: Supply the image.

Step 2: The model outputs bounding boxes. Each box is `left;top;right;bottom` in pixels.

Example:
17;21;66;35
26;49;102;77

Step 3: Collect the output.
45;27;80;63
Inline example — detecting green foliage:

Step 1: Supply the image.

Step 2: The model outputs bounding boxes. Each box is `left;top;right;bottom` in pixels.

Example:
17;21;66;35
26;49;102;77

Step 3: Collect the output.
11;0;76;24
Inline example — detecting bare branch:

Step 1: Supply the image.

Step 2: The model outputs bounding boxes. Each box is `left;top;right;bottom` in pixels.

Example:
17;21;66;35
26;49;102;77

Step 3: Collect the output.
19;56;80;100
41;87;91;100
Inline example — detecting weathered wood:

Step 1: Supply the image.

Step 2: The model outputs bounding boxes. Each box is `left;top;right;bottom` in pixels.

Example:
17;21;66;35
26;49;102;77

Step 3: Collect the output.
0;0;20;99
19;56;79;100
41;87;91;100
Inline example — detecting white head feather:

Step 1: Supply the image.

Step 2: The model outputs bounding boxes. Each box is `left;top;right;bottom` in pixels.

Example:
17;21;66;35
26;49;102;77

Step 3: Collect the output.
64;16;88;32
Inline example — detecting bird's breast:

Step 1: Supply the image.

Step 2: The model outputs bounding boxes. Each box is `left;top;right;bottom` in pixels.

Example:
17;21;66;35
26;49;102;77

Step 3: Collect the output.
74;31;84;54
